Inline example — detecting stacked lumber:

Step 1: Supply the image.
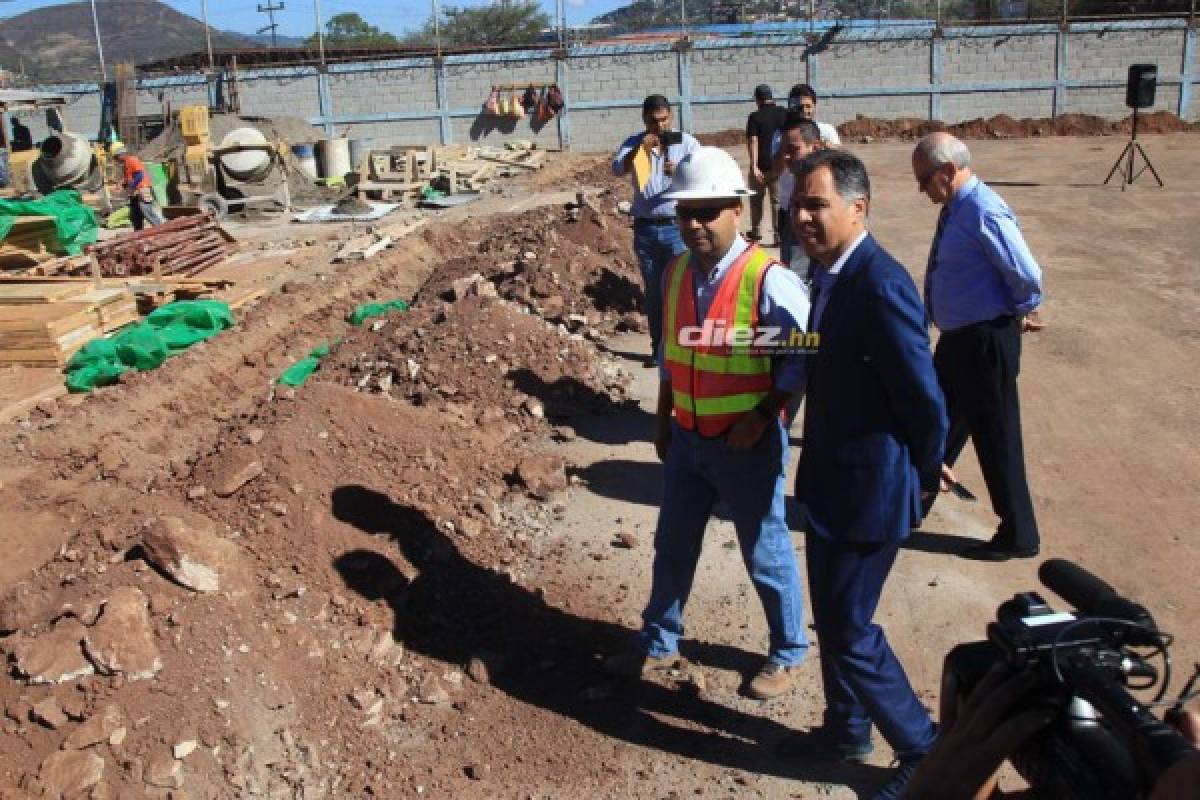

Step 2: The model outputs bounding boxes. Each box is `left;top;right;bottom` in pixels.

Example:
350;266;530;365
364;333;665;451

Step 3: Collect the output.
0;216;61;267
0;284;98;366
0;282;138;365
77;287;139;332
88;213;232;279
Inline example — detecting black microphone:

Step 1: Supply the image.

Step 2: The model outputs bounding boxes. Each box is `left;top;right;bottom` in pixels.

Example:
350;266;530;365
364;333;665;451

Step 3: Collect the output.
1039;559;1155;628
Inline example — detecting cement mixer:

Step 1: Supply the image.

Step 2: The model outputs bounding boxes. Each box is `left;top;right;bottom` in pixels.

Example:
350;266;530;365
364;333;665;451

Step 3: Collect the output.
31;132;101;194
199;126;290;219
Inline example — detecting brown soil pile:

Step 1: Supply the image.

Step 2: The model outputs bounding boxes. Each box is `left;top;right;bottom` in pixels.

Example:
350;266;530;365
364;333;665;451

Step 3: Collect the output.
701;111;1197;146
838;111;1197;142
0;165;654;798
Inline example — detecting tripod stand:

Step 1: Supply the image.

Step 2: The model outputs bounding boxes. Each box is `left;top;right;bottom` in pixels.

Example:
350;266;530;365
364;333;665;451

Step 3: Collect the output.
1104;108;1164;190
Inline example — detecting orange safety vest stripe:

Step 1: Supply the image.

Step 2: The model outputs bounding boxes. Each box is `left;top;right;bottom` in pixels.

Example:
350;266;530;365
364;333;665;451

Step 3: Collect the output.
122;155;150;190
663;244;777;436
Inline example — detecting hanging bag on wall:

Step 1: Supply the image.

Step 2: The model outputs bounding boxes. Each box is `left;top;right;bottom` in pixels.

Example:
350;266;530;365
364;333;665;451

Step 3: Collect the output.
535;86;552;125
509;92;524;118
522;86;538;116
546;85;564;114
485;87;500;116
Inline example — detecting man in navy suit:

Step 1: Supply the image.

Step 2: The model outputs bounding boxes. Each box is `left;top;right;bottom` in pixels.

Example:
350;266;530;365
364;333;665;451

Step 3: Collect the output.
786;149;949;800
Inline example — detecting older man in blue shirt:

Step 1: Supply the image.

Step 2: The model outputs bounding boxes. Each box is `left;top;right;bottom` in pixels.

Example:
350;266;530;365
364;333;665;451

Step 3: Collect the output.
914;132;1044;561
613;95;701;366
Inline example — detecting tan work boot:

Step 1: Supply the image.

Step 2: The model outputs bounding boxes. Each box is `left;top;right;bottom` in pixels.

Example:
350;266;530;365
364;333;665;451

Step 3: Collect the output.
603;650;678;678
746;661;800;700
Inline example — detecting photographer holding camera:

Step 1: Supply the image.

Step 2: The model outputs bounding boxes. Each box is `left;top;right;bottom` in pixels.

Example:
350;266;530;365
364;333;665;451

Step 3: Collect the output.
902;664;1199;799
902;560;1200;799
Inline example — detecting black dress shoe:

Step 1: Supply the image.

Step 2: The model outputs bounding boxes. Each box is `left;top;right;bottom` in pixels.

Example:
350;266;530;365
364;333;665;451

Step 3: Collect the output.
960;542;1040;562
777;727;874;763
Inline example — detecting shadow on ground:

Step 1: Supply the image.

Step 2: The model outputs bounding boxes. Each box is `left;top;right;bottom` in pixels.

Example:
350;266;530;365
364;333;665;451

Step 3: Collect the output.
332;484;890;793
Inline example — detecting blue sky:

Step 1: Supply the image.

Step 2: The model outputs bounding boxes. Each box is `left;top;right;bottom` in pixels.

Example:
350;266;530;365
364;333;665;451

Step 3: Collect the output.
0;0;630;38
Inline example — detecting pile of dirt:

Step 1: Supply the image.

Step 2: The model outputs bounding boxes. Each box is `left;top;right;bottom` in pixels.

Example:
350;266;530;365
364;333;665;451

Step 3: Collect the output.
837;111;1197;142
331;192;373;215
700;111;1197;146
0;165;652;798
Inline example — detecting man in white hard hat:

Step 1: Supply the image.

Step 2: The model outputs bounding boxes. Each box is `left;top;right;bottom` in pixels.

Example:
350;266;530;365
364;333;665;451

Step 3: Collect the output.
605;146;813;701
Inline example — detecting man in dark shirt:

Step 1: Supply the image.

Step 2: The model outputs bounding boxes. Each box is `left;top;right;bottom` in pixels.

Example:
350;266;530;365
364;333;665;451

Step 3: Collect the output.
745;84;787;244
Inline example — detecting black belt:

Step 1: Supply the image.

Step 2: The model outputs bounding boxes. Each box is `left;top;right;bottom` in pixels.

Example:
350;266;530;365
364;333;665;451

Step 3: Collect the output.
635;216;676;225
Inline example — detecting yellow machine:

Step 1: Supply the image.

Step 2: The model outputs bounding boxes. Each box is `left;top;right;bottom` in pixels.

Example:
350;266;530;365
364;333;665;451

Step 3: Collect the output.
178;105;213;189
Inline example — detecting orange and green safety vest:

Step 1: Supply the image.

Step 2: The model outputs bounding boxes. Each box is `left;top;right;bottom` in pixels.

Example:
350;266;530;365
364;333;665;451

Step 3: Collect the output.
662;244;776;437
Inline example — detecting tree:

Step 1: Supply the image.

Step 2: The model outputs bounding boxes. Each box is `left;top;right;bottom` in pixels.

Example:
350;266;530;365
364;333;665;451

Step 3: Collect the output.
406;1;553;48
305;12;399;48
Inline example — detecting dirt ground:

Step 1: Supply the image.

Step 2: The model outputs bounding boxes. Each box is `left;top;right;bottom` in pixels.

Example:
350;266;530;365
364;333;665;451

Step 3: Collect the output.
0;134;1197;798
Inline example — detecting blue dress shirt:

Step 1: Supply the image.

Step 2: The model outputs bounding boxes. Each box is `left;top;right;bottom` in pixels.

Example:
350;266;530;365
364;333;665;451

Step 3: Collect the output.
659;235;811;394
612;132;700;219
925;176;1043;332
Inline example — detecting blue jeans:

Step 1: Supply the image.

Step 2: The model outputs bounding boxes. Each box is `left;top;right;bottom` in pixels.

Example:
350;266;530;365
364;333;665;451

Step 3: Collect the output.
639;419;809;666
633;220;686;361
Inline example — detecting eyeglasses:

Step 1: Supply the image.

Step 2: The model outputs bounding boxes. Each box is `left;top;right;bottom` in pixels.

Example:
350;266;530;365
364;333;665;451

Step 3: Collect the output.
676;206;726;223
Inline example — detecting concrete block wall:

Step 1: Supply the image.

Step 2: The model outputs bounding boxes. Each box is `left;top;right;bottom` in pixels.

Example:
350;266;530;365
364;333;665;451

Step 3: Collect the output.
339;119;441;149
138;81;210;117
567;50;676;103
330;65;437;118
941;89;1055;122
942;33;1057;85
1065;28;1186;117
821;94;928;125
446;56;560;147
819;39;929;89
690;43;809;100
15;89;103;141
570;106;665;152
237;73;321;119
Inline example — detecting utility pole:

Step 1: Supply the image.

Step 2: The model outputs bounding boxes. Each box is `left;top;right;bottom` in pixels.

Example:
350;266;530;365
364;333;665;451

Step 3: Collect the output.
313;0;325;66
201;0;215;71
90;0;107;82
257;0;285;48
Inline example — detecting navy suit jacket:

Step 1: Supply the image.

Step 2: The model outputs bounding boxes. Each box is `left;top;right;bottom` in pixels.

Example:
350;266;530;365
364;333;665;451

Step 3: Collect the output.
797;233;948;543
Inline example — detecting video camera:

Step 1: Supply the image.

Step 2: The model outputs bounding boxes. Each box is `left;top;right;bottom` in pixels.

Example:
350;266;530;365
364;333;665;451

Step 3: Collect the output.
945;558;1196;799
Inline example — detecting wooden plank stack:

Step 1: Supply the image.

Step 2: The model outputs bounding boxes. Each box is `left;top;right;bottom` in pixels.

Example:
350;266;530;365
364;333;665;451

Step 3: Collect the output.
0;282;138;366
88;213;232;279
0;216;62;268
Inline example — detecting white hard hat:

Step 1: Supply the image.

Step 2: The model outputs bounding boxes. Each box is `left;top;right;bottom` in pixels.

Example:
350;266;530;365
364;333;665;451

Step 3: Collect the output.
662;146;755;201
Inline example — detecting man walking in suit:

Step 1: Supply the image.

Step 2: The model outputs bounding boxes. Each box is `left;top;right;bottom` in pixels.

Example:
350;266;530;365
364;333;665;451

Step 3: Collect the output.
914;132;1044;561
787;149;948;800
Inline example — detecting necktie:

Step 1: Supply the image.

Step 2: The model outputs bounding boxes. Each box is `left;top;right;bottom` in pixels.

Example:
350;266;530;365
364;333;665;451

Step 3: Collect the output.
924;206;949;327
809;270;834;332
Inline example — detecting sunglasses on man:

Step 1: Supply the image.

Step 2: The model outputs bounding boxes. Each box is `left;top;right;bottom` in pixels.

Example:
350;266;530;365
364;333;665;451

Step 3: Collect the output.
676;205;728;223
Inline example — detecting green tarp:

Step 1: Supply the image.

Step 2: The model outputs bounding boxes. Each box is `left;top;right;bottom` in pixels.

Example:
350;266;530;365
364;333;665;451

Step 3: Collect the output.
65;300;234;393
347;299;408;326
278;342;334;387
0;189;99;255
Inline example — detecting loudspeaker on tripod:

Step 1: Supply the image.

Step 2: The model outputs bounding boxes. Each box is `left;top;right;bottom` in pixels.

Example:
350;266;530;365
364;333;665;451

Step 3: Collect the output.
1125;64;1157;110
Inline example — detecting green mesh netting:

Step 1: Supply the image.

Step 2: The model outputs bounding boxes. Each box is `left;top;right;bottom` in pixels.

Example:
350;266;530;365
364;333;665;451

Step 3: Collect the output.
65;300;234;393
277;342;335;387
0;189;99;255
346;299;408;326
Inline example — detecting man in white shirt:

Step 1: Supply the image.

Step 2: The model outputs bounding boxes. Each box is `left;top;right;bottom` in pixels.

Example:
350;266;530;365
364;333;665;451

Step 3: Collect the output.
788;83;841;148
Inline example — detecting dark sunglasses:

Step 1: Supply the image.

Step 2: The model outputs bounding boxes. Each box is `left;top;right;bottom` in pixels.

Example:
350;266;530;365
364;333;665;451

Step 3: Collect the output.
676;205;726;223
